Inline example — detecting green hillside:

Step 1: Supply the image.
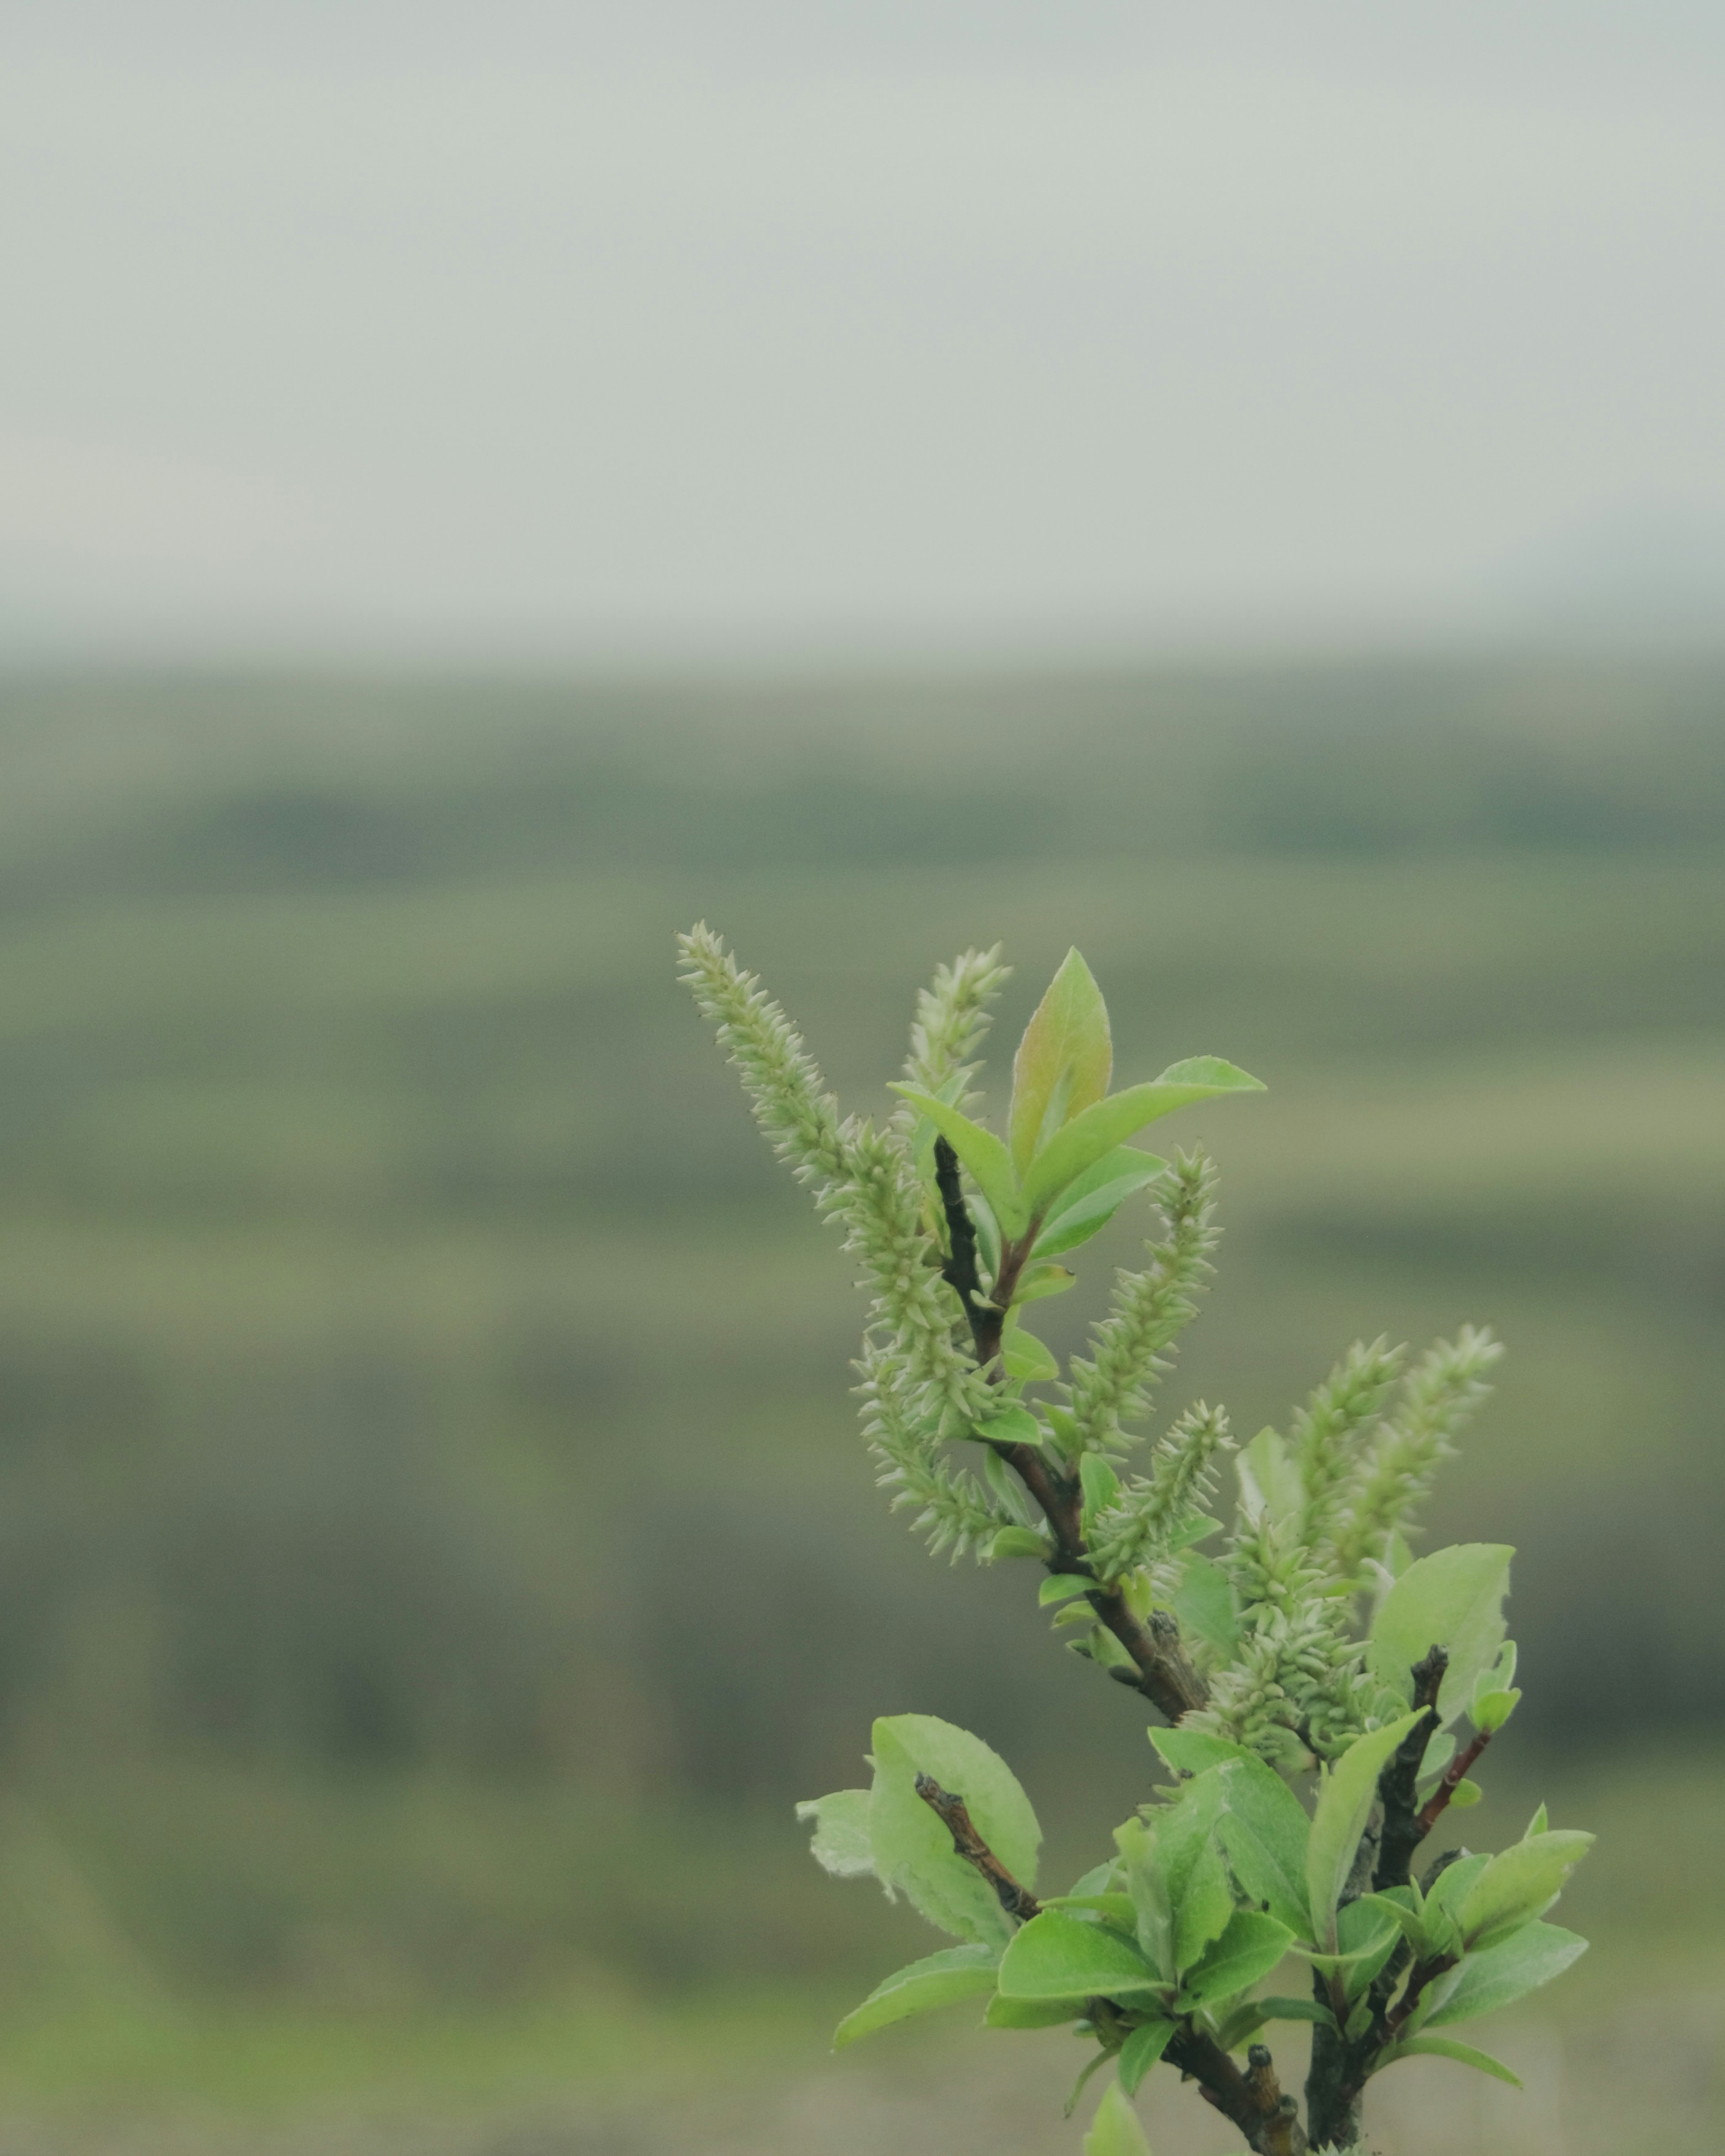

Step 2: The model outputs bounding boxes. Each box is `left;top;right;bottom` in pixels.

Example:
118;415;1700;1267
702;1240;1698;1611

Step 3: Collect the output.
0;658;1720;2129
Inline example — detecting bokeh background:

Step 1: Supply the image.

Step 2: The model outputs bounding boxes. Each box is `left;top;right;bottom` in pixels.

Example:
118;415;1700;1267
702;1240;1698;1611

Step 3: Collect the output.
2;8;1723;2155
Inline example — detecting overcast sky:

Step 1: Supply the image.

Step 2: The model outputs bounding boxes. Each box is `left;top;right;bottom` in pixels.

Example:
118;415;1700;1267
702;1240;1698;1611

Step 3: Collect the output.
4;1;1723;663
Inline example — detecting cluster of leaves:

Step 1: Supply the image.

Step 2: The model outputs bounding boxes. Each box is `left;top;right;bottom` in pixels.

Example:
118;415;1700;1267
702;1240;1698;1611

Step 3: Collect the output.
680;929;1593;2156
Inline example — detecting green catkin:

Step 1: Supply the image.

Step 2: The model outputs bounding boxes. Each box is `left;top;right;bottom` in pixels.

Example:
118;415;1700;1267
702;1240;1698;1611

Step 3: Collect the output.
900;944;1011;1104
1063;1152;1220;1459
1088;1401;1233;1583
859;1340;1007;1560
1327;1327;1503;1578
1293;1335;1407;1552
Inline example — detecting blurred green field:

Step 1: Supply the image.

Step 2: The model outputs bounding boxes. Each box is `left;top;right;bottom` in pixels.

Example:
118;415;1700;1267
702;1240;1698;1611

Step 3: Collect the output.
0;659;1721;2147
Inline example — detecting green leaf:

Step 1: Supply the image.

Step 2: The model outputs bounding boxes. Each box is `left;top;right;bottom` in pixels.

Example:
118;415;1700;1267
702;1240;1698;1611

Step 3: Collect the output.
1002;1324;1060;1384
1471;1689;1521;1735
1040;1573;1097;1605
1255;1995;1339;2028
997;1911;1162;2002
984;1993;1081;2028
1170;1553;1240;1657
1237;1427;1303;1526
1449;1778;1483;1809
990;1527;1052;1561
1424;1922;1588;2028
1039;1894;1140;1927
1455;1831;1593;1951
1376;2034;1523;2087
1066;2050;1113;2119
1174;1838;1236;1975
1018;1062;1265;1221
1424;1853;1491;1955
1334;1895;1399;2001
795;1789;875;1879
1148;1729;1256;1778
888;1085;1027;1237
1030;1146;1168;1260
1355;1890;1431;1959
1008;948;1114;1175
1083;2079;1150;2153
833;1944;1000;2046
1367;1544;1514;1727
1210;1758;1314;1941
1066;1861;1120;1897
1116;1818;1173;1980
1180;1909;1294;2008
1117;2018;1176;2097
868;1715;1042;1946
974;1403;1043;1447
1305;1713;1423;1950
1013;1262;1078;1305
1080;1454;1121;1524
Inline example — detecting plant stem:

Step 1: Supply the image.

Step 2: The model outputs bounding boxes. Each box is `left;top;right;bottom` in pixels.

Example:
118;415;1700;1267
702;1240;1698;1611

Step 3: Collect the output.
930;1138;1209;1723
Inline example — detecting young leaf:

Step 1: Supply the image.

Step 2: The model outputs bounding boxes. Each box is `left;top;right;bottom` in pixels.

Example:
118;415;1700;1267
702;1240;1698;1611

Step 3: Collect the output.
1455;1831;1593;1950
1040;1573;1097;1606
1424;1922;1588;2028
1180;1909;1294;2008
1471;1689;1521;1735
984;1993;1082;2028
1008;948;1114;1175
997;1911;1163;2002
1084;2079;1152;2156
1013;1262;1078;1305
1237;1427;1303;1526
795;1789;875;1879
1170;1552;1240;1657
1117;2018;1176;2096
888;1084;1027;1237
1375;2035;1523;2087
1355;1890;1431;1959
869;1715;1042;1946
1367;1544;1513;1726
1210;1758;1313;1942
1018;1063;1265;1222
1173;1838;1236;1975
1029;1146;1168;1260
1149;1729;1256;1778
1255;1995;1339;2029
1334;1895;1399;2001
1080;1454;1121;1524
1117;1817;1174;1980
1305;1712;1423;1949
833;1944;1001;2046
974;1403;1044;1447
1003;1324;1060;1384
1039;1893;1140;1927
1423;1852;1491;1955
990;1527;1052;1561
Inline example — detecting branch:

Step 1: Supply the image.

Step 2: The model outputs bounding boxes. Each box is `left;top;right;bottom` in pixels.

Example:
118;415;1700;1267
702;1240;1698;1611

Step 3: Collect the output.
1373;1645;1446;1891
1003;1439;1209;1721
1380;1951;1459;2047
1415;1723;1493;1837
1167;2028;1309;2156
914;1775;1041;1924
930;1138;1209;1720
933;1137;992;1362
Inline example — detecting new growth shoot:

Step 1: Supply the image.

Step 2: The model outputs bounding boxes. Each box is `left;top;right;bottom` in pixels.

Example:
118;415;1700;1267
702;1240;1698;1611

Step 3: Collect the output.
680;928;1590;2156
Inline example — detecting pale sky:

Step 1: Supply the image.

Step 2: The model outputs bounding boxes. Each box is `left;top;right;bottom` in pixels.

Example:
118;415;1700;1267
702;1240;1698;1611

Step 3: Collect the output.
4;2;1723;661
